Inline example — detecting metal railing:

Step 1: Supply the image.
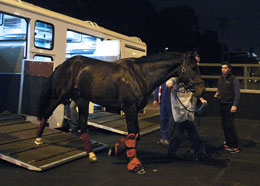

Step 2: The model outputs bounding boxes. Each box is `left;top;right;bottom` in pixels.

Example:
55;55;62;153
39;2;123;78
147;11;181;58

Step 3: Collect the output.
199;63;260;94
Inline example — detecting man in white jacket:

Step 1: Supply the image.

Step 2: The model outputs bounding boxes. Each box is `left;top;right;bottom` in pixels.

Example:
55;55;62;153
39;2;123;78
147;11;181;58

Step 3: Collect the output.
166;78;207;160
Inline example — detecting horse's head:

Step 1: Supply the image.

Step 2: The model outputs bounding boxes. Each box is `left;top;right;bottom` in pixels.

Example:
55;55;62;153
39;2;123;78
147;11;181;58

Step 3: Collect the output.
176;51;205;97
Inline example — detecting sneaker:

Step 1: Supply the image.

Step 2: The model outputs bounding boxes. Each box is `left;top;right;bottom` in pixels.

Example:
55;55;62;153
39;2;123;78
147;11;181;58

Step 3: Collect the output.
224;144;231;151
157;139;163;145
157;139;169;147
223;141;232;151
163;139;169;146
228;147;241;154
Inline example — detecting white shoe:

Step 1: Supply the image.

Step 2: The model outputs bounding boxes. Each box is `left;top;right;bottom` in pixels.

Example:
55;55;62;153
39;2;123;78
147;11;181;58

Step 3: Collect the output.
164;139;169;146
157;139;169;146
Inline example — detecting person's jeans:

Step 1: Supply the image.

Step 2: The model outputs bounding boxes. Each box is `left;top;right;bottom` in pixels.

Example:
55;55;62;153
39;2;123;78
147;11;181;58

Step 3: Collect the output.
160;88;174;140
220;103;239;148
64;100;78;131
168;120;201;155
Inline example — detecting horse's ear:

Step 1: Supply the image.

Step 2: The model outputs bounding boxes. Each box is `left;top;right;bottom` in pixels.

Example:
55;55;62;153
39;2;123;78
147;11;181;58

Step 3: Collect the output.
193;50;199;58
184;51;193;58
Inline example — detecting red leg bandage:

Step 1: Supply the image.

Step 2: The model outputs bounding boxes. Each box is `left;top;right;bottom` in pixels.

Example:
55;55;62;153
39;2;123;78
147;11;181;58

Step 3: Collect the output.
125;133;138;158
114;143;119;155
125;133;138;148
125;138;136;148
127;157;142;171
112;137;126;155
81;133;92;153
126;148;137;157
37;118;47;137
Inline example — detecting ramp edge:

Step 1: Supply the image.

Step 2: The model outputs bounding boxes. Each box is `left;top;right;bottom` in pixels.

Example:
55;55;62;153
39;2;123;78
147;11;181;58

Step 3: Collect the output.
39;151;87;171
88;121;128;135
0;153;41;171
40;142;108;171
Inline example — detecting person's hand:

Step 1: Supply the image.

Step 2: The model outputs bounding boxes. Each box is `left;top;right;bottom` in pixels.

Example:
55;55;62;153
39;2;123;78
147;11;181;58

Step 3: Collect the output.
214;92;219;98
171;87;176;95
200;98;207;105
153;101;158;107
167;82;173;87
231;106;237;113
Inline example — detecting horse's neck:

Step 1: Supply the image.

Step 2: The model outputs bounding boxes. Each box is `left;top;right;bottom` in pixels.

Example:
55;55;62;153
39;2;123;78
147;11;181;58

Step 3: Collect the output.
141;60;181;93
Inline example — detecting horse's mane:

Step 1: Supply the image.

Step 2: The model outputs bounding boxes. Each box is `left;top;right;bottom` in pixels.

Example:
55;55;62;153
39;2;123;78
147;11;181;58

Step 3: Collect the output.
135;52;184;64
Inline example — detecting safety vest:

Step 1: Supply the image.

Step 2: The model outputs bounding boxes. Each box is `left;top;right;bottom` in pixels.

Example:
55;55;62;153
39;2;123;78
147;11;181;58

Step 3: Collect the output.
158;85;162;103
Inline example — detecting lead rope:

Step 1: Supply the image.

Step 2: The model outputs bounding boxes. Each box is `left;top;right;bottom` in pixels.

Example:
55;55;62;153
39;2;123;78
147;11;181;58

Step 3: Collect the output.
174;85;206;113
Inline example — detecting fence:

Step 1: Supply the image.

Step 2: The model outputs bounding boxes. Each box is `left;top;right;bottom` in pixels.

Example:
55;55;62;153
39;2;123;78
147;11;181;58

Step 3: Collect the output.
199;63;260;94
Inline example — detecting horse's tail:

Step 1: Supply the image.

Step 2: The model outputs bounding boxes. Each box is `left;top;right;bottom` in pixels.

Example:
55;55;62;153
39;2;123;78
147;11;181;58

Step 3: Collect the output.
37;71;55;120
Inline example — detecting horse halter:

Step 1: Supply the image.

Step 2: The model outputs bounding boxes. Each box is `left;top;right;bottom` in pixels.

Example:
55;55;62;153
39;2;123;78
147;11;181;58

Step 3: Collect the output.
174;75;206;113
177;63;203;92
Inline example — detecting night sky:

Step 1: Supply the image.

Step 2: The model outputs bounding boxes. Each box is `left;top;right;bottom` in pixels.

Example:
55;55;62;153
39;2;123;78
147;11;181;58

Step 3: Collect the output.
21;0;260;57
149;0;260;52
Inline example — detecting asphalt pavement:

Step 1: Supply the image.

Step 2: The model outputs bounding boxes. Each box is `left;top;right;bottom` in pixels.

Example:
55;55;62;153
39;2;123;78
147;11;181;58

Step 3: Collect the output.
1;115;259;186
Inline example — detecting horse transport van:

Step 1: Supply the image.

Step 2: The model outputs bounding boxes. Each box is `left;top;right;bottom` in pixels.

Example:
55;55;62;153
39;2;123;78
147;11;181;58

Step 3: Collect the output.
0;0;146;128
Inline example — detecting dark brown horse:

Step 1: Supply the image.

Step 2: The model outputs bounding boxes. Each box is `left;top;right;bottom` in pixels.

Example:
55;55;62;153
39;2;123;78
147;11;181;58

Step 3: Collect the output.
35;51;205;172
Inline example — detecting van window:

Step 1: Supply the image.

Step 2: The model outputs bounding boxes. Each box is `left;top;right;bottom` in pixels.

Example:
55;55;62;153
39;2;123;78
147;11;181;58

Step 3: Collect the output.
33;55;53;62
0;14;27;41
0;13;27;73
0;13;3;26
34;21;54;49
66;30;120;61
66;30;101;58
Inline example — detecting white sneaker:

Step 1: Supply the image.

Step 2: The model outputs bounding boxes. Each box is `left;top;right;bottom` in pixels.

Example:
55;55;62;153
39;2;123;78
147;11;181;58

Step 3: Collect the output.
157;139;169;147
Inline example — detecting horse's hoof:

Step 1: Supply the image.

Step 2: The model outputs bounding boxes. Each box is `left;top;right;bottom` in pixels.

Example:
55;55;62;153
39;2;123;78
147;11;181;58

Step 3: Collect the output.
88;152;98;163
134;166;146;174
108;148;115;156
108;149;112;156
34;138;43;145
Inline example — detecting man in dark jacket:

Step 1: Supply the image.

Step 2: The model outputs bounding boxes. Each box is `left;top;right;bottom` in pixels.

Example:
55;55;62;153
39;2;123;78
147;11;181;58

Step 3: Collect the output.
215;62;240;153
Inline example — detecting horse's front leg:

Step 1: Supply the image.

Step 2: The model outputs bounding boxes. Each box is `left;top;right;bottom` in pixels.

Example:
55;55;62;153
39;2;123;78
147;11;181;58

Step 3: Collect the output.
76;97;98;163
109;104;145;174
124;105;145;174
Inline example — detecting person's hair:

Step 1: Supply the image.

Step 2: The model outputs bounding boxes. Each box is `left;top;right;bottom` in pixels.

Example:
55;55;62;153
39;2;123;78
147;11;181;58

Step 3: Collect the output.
221;62;231;68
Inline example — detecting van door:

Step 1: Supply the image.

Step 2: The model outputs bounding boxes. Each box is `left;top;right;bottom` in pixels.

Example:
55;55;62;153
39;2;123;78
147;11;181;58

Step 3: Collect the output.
0;13;28;113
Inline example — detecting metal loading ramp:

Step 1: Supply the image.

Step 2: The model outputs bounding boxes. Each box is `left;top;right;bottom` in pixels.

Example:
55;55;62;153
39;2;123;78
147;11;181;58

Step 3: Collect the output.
0;113;107;171
88;104;161;135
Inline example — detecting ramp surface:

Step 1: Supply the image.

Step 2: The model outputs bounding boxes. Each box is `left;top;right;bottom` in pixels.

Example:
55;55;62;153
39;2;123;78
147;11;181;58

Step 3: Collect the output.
0;113;107;171
88;104;160;135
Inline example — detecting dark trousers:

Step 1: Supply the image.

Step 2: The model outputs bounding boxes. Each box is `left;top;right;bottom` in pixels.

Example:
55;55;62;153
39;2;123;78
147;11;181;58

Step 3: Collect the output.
160;88;174;139
220;103;239;148
168;120;201;155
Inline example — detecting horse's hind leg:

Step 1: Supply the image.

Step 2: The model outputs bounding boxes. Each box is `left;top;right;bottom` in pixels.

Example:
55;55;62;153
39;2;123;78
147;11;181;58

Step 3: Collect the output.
75;97;98;163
